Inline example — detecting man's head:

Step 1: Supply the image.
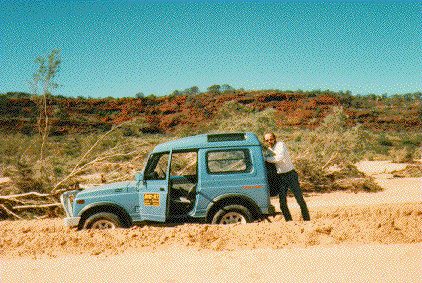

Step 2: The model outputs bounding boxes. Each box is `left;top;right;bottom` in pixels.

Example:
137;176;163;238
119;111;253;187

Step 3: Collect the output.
264;133;276;148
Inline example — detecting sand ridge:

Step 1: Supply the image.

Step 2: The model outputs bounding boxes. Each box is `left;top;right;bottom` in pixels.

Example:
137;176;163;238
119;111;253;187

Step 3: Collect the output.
0;202;420;259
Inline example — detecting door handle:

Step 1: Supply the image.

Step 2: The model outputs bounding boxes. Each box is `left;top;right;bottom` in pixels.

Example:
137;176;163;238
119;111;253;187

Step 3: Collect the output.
160;188;165;191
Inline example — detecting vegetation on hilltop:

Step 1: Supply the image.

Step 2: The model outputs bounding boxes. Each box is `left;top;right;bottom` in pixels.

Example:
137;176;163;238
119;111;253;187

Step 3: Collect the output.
0;89;421;136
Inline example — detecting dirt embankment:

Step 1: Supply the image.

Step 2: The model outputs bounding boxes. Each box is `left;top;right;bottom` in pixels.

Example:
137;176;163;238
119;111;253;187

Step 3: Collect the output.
0;202;420;259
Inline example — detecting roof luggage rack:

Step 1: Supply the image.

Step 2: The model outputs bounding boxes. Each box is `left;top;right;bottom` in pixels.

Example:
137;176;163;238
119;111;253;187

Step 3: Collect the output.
207;133;246;142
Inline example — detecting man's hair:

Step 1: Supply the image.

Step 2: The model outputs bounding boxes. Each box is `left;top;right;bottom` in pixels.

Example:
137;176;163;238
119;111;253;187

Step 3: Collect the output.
264;132;276;138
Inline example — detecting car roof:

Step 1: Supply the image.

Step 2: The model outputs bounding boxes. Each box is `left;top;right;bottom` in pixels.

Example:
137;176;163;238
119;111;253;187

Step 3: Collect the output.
152;132;261;153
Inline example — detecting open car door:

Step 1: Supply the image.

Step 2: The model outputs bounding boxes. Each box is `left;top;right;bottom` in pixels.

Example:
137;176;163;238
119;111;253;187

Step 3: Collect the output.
139;151;171;222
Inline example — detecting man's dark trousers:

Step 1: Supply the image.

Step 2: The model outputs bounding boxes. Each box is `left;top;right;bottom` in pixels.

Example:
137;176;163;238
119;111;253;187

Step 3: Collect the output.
277;170;310;221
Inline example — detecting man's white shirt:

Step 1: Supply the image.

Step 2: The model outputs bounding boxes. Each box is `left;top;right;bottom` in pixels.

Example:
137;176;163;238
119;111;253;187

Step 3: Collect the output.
265;141;294;174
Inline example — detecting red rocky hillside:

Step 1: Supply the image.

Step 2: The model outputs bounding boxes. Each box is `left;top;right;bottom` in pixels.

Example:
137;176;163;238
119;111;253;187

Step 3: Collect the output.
0;90;420;135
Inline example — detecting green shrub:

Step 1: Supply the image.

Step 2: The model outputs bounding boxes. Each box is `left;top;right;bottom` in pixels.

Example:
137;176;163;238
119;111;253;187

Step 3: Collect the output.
63;138;82;156
389;147;415;163
378;133;393;146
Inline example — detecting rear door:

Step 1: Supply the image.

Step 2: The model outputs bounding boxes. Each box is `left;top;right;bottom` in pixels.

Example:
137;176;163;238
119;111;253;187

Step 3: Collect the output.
139;151;171;222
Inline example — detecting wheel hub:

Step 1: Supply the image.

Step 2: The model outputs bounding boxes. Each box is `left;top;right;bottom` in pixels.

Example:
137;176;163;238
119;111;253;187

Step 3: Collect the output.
219;212;247;224
91;220;116;229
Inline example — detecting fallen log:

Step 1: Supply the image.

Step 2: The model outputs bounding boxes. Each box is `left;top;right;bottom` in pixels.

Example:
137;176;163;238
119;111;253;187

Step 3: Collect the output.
13;203;61;210
0;192;62;220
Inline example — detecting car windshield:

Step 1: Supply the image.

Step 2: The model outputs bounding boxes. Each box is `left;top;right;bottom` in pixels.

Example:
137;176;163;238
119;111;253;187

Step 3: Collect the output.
144;153;169;180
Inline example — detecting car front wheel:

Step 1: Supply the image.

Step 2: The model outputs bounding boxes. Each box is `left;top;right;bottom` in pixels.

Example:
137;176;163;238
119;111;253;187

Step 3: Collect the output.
83;212;122;229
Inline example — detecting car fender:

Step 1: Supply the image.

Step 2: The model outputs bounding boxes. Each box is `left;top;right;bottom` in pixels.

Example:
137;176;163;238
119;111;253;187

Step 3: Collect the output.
205;193;261;222
78;202;132;227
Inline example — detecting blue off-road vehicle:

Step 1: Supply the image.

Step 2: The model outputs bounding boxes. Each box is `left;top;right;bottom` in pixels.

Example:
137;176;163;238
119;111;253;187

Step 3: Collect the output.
61;132;275;229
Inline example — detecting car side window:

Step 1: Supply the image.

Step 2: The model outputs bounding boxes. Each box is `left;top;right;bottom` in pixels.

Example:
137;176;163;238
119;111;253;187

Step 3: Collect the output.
207;149;251;174
171;151;197;177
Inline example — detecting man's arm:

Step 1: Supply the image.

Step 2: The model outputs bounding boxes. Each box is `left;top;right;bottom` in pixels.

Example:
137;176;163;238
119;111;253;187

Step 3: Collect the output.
265;142;288;163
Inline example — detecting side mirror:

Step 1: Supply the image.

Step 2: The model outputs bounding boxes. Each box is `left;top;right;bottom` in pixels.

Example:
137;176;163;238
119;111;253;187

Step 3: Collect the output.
135;173;144;182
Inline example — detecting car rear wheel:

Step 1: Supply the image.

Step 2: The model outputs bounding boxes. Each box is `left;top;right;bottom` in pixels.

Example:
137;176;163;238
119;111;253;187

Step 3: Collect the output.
211;205;253;224
83;212;122;229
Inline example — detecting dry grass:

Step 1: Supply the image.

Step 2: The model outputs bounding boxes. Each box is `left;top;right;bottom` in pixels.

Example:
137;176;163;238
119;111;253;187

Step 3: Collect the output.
392;164;422;178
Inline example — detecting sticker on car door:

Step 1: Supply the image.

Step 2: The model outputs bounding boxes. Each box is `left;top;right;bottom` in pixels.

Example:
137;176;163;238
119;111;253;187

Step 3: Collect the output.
144;193;160;206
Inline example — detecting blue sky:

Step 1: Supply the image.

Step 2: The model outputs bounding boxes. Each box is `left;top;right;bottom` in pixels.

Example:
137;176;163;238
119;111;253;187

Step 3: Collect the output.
0;1;420;98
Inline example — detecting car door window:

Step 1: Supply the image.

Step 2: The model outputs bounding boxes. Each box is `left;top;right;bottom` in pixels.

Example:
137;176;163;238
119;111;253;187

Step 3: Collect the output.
170;151;197;199
171;151;197;177
144;153;169;180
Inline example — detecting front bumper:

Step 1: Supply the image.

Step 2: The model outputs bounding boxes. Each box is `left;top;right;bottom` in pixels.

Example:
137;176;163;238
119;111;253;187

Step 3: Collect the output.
64;217;81;227
60;190;82;227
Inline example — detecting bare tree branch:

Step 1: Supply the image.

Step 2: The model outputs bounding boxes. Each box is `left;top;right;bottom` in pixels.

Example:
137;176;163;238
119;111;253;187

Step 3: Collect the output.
0;192;52;199
0;204;23;219
322;152;339;170
0;198;28;205
51;120;135;192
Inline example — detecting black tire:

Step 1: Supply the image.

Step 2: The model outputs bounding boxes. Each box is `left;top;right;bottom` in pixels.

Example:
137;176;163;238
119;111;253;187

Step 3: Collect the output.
211;204;253;224
82;212;122;230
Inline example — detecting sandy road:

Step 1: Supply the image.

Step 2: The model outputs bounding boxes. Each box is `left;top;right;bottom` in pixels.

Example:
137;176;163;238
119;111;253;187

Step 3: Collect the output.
275;160;421;209
2;244;420;283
